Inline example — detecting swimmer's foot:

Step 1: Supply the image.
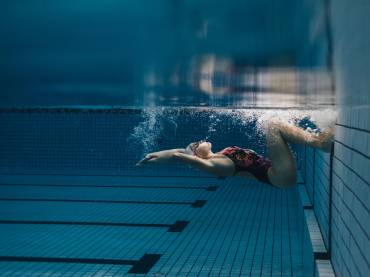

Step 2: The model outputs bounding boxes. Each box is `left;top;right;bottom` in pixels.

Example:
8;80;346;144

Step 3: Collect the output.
317;127;335;153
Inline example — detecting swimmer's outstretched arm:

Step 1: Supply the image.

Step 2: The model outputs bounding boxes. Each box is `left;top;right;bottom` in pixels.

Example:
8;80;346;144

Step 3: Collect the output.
172;152;216;175
135;148;186;166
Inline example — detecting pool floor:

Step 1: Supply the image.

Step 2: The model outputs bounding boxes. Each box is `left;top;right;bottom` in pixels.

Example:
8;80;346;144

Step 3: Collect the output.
0;176;306;276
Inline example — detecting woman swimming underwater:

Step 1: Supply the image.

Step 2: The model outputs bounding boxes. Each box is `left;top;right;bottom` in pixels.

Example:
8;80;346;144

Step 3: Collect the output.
136;117;335;188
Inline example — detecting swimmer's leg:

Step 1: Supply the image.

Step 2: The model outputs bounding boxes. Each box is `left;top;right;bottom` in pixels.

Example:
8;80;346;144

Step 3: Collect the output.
268;118;334;151
265;118;334;187
266;119;297;187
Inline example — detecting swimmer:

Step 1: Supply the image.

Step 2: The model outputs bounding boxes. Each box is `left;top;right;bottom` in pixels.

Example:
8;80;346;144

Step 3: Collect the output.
135;117;335;188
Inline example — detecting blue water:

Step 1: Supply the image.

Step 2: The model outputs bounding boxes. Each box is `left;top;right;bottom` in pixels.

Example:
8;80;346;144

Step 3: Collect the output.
0;0;333;108
0;108;325;176
0;107;336;276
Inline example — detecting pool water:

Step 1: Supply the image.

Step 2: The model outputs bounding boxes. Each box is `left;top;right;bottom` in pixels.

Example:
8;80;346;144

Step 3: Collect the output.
1;0;356;275
0;108;335;276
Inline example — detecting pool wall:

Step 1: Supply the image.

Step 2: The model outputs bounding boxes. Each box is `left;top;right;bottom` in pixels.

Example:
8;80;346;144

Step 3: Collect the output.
297;0;370;276
330;0;370;275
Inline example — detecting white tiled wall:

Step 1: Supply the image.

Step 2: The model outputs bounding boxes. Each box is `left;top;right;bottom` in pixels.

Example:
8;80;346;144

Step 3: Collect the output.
329;0;370;276
299;0;370;276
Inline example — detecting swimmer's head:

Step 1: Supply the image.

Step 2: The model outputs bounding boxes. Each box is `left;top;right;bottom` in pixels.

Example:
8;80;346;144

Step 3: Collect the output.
185;140;212;158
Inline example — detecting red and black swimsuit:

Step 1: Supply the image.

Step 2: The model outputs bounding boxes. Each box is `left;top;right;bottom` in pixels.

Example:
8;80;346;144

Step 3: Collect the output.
219;146;273;186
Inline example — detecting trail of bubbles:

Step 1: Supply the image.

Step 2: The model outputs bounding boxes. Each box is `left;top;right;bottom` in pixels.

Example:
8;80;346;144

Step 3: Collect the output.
127;108;178;157
127;107;337;156
210;107;337;134
126;108;160;156
207;108;337;152
206;113;221;140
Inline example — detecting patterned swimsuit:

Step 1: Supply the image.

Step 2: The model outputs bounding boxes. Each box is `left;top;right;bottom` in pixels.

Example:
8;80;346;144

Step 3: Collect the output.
219;146;273;186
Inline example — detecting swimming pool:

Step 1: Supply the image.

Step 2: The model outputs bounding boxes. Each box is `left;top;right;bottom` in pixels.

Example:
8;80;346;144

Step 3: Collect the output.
1;0;369;276
0;107;330;276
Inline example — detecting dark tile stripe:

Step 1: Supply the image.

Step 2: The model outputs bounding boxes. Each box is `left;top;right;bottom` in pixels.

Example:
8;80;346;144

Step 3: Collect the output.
335;123;370;134
331;181;370;241
205;186;219;191
0;254;161;274
331;200;370;269
334;139;370;160
0;198;207;208
0;173;217;178
332;170;370;214
331;230;355;276
0;256;134;265
0;220;189;233
191;200;207;208
128;254;162;274
313;150;316;208
333;156;370;186
328;144;334;257
167;221;189;232
0;183;218;191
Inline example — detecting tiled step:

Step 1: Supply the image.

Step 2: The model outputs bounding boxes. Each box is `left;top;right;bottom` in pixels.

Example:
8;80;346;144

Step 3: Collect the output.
304;209;328;260
298;181;336;276
315;259;335;277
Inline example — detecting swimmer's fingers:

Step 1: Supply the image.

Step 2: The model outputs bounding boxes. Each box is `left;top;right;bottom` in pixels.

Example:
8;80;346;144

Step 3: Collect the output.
135;157;150;167
135;157;152;166
135;154;158;166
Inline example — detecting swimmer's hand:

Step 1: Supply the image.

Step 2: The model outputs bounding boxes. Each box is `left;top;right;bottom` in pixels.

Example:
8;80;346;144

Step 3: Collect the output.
135;154;159;167
135;149;186;167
